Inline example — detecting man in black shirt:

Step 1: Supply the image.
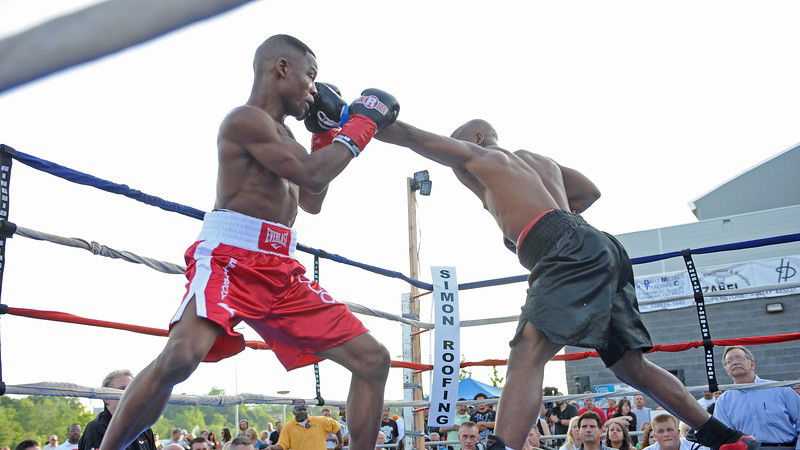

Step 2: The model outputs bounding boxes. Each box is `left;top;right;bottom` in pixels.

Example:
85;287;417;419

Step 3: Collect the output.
79;369;156;450
550;398;579;436
268;422;281;446
379;408;399;445
470;394;497;441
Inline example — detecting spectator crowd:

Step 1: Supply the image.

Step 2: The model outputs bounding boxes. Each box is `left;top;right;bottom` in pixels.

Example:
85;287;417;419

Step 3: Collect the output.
5;346;798;450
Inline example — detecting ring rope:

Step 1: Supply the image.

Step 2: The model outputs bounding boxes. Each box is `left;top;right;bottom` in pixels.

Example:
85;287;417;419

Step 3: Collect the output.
5;306;799;369
4;145;799;293
4;220;433;327
3;145;800;410
12;223;185;274
5;221;800;329
3;379;797;408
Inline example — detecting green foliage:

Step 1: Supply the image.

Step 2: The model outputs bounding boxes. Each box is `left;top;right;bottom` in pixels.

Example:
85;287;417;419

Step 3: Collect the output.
0;387;328;448
0;396;94;448
489;365;504;387
459;354;472;380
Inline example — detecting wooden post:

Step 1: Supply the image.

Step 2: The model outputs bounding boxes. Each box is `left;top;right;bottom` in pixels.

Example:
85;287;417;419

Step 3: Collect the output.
406;177;426;450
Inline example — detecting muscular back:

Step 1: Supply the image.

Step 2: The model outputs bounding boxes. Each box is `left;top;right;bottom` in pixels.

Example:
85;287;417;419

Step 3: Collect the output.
459;147;571;241
377;120;601;243
215;106;300;225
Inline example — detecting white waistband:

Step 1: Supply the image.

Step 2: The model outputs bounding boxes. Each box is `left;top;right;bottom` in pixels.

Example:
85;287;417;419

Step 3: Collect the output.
198;210;297;257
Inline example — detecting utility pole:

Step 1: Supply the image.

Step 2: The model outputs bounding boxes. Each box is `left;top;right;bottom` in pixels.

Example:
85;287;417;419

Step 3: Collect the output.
406;176;425;450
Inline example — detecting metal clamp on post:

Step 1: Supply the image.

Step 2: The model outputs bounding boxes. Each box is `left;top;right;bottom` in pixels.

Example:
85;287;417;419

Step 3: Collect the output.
0;219;16;238
680;249;719;393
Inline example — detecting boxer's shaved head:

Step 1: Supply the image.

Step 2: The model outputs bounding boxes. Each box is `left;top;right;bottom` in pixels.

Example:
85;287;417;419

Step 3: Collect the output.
451;119;498;147
253;34;316;75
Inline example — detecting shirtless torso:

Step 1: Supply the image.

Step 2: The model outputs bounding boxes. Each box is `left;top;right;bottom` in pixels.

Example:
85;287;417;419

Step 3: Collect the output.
377;120;599;242
453;147;571;241
215;104;338;225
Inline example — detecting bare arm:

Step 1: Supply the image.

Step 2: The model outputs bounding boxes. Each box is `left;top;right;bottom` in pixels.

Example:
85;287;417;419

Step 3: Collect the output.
298;186;328;214
559;164;601;214
223;106;354;193
334;429;343;449
377;120;485;169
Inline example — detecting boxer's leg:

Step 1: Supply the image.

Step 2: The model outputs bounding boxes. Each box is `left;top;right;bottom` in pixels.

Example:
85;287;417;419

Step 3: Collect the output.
100;298;221;450
492;321;562;450
315;333;390;450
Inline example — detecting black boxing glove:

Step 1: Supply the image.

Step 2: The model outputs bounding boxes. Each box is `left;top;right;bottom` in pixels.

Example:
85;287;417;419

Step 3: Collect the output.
332;89;400;157
303;82;348;134
348;88;400;130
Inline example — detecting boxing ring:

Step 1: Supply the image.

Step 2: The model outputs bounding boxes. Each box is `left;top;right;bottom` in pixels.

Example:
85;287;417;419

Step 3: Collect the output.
1;5;799;450
1;144;799;413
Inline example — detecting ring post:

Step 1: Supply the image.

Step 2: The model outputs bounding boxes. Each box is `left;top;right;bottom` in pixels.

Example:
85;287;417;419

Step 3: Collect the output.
312;255;324;406
401;293;416;450
681;249;719;393
0;145;14;396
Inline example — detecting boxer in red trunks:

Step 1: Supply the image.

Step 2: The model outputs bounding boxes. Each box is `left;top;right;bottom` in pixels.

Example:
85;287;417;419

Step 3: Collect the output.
377;119;758;450
100;35;399;450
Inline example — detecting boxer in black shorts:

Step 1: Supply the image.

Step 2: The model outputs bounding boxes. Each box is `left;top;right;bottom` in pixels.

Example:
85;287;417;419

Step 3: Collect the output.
377;119;758;450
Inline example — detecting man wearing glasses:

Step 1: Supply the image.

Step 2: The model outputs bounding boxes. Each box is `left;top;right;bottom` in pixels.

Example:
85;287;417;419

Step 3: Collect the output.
714;346;800;450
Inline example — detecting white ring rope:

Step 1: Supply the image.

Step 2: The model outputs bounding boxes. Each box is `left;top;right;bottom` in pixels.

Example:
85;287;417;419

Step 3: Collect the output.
12;224;800;329
4;380;798;408
15;225;185;275
12;224;510;329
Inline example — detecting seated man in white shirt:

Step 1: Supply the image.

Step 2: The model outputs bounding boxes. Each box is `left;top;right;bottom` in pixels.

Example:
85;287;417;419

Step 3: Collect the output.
714;346;800;449
645;414;708;450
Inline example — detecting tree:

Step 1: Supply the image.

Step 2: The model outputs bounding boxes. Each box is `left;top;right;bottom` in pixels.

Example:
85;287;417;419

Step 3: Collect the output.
489;365;504;388
459;354;472;380
0;405;24;447
0;396;93;448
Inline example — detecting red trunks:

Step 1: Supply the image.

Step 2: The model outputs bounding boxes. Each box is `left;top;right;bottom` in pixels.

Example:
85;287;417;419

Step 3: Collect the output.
171;210;368;370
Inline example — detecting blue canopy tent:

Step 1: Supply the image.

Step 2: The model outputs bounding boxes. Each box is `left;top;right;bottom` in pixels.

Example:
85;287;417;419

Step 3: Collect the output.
423;377;502;401
457;377;502;399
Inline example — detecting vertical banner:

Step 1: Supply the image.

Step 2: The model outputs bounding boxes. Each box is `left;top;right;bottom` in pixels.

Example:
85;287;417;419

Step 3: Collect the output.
427;266;460;428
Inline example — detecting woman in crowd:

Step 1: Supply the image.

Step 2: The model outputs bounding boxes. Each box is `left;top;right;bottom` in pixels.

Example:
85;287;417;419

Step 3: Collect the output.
636;423;653;450
558;416;582;450
259;432;270;448
246;429;262;449
611;398;638;444
207;432;220;450
606;421;637;450
220;428;232;450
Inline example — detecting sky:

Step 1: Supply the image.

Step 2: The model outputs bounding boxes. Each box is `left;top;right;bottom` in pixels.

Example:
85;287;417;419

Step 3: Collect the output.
1;0;799;416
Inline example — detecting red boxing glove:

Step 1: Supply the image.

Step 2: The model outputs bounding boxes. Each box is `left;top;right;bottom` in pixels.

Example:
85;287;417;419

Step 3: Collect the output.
311;128;341;152
332;115;378;157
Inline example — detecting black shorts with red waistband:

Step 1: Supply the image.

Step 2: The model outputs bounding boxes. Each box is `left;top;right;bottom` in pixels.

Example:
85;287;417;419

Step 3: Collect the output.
510;209;653;367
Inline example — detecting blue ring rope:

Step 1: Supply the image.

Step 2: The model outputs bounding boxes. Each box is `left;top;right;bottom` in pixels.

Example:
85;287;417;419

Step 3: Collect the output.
3;145;798;292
